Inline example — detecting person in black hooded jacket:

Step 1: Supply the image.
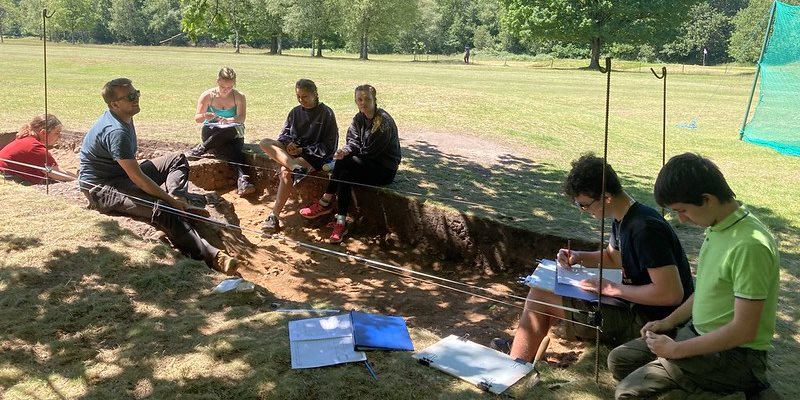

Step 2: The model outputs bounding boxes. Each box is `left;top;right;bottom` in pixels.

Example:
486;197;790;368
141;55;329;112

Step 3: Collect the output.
299;84;401;244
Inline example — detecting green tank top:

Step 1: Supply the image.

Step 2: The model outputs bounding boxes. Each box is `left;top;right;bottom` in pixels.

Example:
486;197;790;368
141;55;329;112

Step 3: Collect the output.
204;92;244;138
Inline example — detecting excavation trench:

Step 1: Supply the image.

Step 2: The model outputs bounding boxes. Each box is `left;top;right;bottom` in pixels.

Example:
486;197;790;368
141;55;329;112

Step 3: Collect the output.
2;130;595;365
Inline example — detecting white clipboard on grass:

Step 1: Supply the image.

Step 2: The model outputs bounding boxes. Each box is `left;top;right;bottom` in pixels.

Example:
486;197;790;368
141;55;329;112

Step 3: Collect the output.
413;335;533;394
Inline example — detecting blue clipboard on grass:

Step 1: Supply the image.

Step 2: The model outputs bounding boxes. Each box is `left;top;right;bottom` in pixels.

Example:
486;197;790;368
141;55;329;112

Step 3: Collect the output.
350;310;414;351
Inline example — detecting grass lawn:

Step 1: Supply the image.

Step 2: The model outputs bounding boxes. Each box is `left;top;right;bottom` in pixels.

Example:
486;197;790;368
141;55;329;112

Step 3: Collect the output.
1;38;799;398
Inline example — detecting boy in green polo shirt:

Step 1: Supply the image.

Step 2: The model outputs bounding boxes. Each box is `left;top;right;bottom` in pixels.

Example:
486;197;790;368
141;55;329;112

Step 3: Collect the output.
608;153;779;399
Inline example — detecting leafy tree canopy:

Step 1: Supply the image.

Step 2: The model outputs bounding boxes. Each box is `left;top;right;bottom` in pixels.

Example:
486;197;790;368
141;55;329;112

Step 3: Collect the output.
500;0;701;68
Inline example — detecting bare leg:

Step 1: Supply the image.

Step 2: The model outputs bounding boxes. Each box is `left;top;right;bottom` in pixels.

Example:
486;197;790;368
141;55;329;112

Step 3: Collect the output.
510;287;566;361
260;138;303;170
272;166;293;216
271;158;315;216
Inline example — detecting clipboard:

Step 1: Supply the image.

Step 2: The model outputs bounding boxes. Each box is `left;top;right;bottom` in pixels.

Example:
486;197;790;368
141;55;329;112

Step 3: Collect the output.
413;335;533;394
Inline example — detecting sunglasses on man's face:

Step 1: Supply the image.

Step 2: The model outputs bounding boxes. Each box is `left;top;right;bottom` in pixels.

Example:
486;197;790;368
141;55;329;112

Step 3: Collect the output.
115;89;141;102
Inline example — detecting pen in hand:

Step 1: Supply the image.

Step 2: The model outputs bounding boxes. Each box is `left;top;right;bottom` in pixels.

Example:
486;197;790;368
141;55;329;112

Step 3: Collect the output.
567;239;571;266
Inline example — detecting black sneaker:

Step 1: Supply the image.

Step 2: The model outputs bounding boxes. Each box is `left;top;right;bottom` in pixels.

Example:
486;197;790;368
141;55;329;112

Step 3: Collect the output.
262;214;280;233
291;166;308;186
237;174;256;196
490;337;512;354
185;144;207;160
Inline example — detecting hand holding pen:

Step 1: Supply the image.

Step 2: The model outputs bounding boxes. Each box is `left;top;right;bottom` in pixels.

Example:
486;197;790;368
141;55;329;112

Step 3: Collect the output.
556;240;579;268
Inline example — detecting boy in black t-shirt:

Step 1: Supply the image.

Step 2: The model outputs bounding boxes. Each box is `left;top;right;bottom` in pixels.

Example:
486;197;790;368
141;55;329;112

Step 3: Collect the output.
492;154;694;362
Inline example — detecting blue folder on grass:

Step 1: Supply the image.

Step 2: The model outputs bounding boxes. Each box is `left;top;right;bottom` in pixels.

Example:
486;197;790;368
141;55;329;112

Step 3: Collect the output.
350;311;414;351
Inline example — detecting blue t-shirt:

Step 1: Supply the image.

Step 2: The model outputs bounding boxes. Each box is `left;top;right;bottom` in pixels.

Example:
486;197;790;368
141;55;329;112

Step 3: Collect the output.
79;110;137;187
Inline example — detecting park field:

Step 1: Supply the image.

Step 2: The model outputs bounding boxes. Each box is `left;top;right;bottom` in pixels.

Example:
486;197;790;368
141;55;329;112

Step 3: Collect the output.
1;38;799;399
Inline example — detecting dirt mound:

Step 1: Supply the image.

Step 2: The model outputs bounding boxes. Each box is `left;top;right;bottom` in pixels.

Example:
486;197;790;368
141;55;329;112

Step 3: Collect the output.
4;129;590;366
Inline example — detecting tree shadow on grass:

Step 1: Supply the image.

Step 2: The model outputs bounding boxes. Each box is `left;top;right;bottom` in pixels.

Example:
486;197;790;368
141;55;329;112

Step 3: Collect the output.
1;216;547;399
0;219;277;398
0;234;42;253
392;138;686;240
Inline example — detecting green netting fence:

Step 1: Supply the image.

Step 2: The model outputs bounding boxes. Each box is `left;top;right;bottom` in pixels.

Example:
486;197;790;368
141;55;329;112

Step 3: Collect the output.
741;1;800;156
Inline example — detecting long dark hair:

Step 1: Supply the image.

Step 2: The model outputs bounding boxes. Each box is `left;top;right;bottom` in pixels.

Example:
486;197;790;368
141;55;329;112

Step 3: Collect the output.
355;84;382;134
296;78;319;106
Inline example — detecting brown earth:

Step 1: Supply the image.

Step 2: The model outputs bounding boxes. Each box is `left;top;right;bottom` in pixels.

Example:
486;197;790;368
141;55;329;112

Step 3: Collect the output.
3;130;590;366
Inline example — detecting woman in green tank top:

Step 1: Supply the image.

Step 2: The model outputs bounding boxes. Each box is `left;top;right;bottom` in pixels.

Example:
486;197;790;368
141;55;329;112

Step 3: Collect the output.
187;66;254;195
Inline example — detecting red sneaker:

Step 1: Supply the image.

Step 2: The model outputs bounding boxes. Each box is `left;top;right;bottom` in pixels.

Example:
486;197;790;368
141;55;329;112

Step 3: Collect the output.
299;199;333;219
329;222;348;244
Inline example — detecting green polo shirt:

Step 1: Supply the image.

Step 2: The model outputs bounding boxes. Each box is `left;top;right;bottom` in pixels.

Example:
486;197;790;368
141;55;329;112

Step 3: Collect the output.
692;206;779;351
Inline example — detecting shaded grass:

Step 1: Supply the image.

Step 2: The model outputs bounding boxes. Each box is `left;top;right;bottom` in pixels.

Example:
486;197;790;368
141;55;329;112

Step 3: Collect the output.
1;38;799;398
0;184;619;399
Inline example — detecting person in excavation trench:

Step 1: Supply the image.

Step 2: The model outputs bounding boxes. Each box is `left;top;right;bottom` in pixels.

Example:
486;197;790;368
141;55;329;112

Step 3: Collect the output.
299;84;401;244
491;153;694;366
79;77;239;275
186;66;255;196
259;78;339;233
0;114;76;184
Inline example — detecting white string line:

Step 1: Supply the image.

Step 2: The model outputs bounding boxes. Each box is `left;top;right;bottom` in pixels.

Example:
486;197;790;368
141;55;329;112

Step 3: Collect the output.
172;148;595;227
0;156;598;319
115;137;570;220
1;167;49;181
364;262;601;331
0;158;238;226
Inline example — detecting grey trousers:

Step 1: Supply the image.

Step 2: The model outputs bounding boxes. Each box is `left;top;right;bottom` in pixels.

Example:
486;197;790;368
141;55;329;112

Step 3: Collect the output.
608;324;769;399
82;153;218;267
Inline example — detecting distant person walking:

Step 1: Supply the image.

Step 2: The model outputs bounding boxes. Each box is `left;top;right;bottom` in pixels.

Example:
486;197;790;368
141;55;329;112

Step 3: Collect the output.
259;79;339;233
186;67;254;196
0;114;76;184
464;45;471;64
299;84;401;244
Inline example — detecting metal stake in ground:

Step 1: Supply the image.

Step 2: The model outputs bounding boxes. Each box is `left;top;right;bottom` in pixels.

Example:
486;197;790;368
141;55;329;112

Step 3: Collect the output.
595;56;613;383
650;66;668;216
41;8;55;195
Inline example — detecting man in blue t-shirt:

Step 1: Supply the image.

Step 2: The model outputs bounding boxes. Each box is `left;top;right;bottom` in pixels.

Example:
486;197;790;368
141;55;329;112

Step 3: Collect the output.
79;77;237;274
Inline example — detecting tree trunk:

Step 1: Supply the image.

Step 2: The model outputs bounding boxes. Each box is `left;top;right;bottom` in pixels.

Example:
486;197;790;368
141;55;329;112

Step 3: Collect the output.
270;36;278;54
277;35;282;55
360;33;369;60
310;37;314;56
234;28;240;53
589;37;602;70
315;38;322;57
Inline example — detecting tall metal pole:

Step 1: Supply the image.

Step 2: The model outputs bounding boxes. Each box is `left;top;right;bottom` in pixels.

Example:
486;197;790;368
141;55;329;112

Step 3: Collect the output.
42;8;55;194
651;67;668;216
595;56;612;383
740;0;778;139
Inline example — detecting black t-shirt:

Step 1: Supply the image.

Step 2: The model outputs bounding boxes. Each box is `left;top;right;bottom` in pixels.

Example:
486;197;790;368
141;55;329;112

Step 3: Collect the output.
609;202;694;320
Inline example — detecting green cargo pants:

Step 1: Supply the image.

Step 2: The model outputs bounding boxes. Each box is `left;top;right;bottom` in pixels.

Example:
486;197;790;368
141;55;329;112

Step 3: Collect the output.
608;323;769;399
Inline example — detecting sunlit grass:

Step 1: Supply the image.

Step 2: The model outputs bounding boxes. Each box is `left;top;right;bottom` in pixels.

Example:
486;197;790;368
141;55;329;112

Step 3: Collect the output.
2;38;799;398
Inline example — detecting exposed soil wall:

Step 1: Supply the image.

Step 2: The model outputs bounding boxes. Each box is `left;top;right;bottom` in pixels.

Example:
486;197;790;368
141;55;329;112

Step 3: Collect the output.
2;130;597;275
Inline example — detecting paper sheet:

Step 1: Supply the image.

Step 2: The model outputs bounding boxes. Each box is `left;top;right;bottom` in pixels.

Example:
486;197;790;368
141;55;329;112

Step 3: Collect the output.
207;122;242;129
288;314;366;369
556;265;623;286
522;259;626;306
